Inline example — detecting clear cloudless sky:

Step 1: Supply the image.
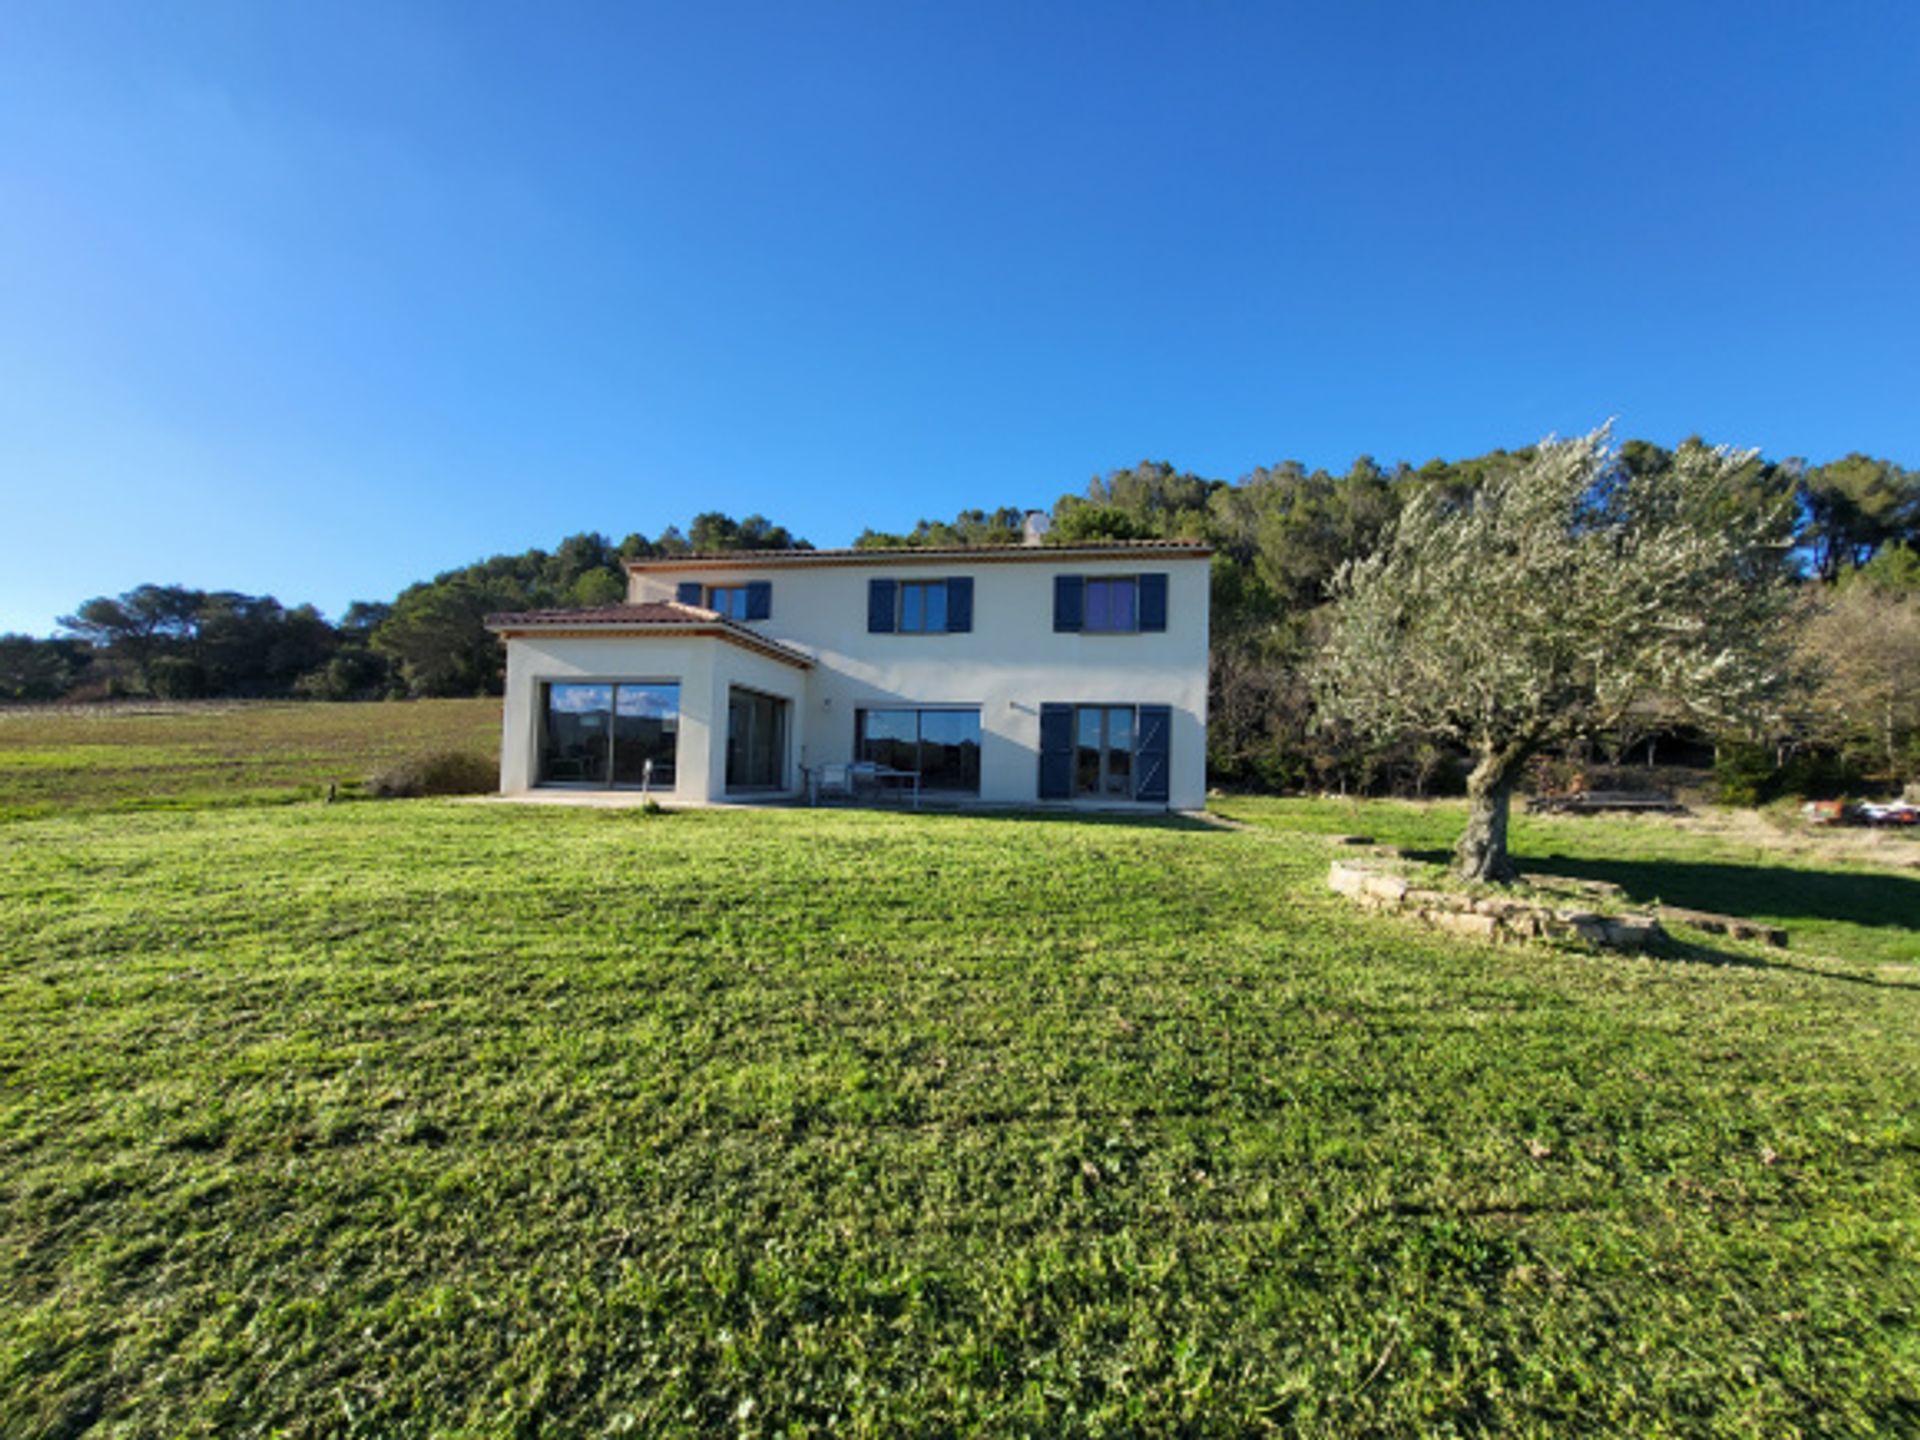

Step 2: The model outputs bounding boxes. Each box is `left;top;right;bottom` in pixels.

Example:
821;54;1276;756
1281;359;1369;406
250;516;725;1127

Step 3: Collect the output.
2;2;1916;632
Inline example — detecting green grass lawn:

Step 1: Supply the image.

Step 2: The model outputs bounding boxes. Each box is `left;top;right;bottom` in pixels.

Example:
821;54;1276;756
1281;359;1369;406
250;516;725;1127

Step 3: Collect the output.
0;699;500;821
3;786;1917;1435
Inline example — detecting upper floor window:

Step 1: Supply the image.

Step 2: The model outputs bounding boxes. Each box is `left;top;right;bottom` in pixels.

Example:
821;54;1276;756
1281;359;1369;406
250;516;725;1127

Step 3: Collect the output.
1084;577;1137;633
677;581;770;621
708;585;752;620
899;580;948;633
1053;572;1168;634
867;576;973;634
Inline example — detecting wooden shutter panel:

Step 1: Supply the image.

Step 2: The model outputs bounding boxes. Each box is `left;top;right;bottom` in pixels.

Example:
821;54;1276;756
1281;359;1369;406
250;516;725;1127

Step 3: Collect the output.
868;578;897;633
1053;575;1084;632
1135;704;1172;803
745;581;772;620
945;576;973;633
1038;704;1074;799
675;582;703;606
1138;573;1168;632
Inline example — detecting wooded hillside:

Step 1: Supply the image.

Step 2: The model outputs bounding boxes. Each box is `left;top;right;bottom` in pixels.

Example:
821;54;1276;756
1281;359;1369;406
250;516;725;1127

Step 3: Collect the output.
8;441;1916;797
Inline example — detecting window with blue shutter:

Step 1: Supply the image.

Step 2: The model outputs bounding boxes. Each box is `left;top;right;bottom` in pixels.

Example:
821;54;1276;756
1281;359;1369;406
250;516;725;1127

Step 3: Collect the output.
705;586;752;619
1135;704;1171;802
1138;573;1168;632
868;578;897;633
945;576;973;633
675;581;702;605
1038;704;1074;798
1056;574;1165;633
872;576;973;633
744;581;772;621
1053;575;1084;632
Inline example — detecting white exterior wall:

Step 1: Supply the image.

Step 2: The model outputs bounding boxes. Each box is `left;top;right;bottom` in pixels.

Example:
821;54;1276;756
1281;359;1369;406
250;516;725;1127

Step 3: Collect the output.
625;553;1211;809
499;632;807;804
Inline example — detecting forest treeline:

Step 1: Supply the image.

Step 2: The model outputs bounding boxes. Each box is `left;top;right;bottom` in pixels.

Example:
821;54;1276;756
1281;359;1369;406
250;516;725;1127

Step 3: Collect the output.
6;439;1916;796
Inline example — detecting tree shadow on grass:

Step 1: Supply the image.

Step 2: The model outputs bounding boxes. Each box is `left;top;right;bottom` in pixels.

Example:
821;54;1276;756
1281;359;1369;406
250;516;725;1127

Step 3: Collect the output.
1401;845;1920;984
913;806;1225;835
1398;848;1920;937
1528;853;1920;939
1645;932;1920;990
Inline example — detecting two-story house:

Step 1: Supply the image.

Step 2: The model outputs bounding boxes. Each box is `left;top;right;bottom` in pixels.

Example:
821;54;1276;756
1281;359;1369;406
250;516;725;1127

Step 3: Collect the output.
484;540;1211;809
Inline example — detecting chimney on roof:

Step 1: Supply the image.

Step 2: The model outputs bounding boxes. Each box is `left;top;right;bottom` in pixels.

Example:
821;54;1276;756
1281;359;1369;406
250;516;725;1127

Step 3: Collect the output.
1022;510;1052;546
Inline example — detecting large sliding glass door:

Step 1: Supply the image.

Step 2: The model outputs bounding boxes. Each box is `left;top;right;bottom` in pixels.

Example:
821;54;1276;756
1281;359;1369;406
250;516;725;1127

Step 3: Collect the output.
855;708;982;794
541;681;679;788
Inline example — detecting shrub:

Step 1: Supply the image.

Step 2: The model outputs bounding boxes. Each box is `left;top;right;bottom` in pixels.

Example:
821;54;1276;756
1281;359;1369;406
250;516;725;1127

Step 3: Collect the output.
148;656;209;700
1714;742;1865;806
1713;743;1778;806
367;750;497;798
293;648;391;701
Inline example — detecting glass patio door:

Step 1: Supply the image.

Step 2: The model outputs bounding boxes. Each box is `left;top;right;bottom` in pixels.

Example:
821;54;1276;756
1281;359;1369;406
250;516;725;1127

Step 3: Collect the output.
726;687;786;791
541;682;678;788
1074;705;1135;798
542;683;613;783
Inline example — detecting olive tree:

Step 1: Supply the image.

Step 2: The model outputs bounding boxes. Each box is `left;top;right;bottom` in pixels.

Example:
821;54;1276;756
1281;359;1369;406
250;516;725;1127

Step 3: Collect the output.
1313;430;1800;882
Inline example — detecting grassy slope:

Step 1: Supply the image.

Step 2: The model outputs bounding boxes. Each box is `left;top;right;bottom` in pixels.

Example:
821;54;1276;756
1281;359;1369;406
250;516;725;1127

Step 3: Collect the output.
0;700;501;821
1213;795;1920;970
2;800;1916;1436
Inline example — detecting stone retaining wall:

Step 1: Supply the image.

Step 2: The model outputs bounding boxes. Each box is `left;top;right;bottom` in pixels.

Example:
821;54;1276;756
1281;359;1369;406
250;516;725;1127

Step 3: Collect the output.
1328;861;1664;950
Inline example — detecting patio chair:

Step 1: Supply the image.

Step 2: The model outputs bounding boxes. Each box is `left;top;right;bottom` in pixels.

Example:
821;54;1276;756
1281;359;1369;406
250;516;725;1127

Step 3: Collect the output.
811;763;856;804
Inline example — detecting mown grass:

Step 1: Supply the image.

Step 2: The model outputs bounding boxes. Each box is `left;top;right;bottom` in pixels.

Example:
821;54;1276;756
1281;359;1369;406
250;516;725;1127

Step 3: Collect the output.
3;796;1917;1436
0;699;500;821
1213;794;1920;970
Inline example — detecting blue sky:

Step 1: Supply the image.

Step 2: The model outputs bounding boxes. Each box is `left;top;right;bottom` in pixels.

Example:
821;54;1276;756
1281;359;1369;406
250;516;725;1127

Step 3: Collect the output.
2;2;1915;633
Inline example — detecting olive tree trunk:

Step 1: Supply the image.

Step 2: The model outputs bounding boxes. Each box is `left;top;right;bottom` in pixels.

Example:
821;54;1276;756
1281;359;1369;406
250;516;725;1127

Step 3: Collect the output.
1455;746;1525;884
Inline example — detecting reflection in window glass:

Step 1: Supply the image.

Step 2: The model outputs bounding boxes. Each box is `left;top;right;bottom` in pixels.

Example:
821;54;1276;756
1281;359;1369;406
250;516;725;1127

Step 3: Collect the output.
541;681;678;787
542;683;612;784
856;707;981;793
898;581;948;633
1075;706;1103;794
1084;578;1139;633
917;708;979;792
1073;704;1136;797
1106;707;1133;795
727;687;787;790
612;683;679;786
858;708;919;775
707;586;751;619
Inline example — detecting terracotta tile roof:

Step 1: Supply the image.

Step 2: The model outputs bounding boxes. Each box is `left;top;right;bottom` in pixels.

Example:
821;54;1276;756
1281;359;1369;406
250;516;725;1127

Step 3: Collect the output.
483;600;717;628
483;600;813;669
623;539;1212;571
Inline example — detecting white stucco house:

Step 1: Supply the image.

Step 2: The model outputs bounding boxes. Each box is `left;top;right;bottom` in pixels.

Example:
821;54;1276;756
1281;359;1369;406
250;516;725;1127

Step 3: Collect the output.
484;539;1212;810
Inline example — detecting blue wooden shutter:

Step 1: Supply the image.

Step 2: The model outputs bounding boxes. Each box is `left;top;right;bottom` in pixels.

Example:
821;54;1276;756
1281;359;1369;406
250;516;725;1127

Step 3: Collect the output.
745;581;772;620
945;576;973;633
1038;704;1074;799
1053;575;1083;632
1138;573;1168;632
868;578;896;633
675;581;703;605
1136;704;1172;803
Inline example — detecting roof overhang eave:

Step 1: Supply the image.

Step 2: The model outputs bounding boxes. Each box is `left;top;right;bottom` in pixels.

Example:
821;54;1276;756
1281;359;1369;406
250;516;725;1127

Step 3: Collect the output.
485;620;813;670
